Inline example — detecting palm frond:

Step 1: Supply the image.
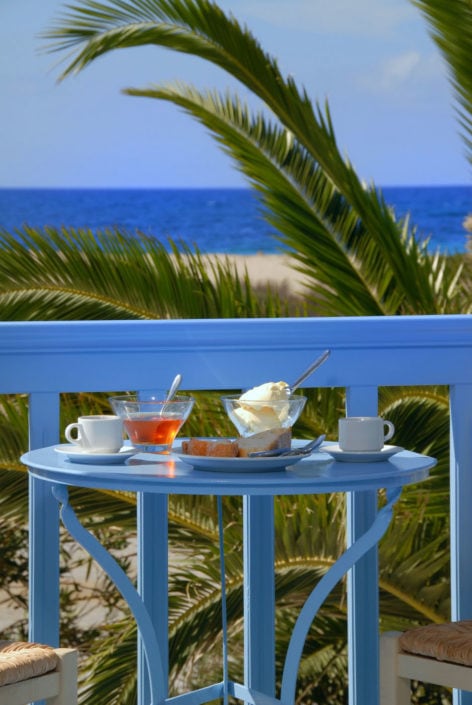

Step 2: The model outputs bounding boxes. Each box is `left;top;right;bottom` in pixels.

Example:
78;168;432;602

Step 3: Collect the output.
129;82;463;315
412;0;472;166
131;84;392;315
43;0;466;316
79;620;137;705
0;226;290;320
380;526;450;625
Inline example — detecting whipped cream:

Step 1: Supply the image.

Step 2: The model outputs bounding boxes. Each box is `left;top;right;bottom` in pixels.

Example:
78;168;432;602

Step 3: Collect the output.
239;381;289;403
235;381;290;433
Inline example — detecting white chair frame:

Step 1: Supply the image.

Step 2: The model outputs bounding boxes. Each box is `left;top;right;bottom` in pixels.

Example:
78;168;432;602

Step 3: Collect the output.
380;631;472;705
0;647;77;705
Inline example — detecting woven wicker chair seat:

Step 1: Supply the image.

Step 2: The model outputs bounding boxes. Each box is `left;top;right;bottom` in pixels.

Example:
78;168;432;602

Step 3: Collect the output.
0;641;58;687
399;620;472;667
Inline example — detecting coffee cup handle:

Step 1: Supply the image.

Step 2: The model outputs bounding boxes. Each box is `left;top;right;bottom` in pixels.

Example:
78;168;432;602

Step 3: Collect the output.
65;423;82;445
383;420;395;442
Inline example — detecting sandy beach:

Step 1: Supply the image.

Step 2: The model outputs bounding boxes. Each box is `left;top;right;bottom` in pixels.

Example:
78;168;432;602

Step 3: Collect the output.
202;253;309;294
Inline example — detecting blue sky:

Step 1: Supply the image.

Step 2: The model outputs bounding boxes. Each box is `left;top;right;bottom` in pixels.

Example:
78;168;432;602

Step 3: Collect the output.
1;0;470;188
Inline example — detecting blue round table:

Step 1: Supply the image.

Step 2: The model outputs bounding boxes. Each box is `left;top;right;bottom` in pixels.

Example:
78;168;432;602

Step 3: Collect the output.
22;442;435;705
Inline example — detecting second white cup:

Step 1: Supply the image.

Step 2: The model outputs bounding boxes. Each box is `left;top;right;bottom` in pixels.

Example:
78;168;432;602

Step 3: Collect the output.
65;415;124;453
338;416;395;452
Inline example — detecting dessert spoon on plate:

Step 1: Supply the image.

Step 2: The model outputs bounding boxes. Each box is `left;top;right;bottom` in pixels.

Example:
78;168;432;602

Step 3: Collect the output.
249;434;326;457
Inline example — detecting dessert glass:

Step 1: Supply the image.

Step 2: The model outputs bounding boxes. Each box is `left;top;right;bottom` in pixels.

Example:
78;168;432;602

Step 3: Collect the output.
109;393;194;453
221;394;306;437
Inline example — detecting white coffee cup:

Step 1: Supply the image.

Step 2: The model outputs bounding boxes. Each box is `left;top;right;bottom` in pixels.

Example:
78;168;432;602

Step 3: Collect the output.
338;416;395;452
65;415;123;453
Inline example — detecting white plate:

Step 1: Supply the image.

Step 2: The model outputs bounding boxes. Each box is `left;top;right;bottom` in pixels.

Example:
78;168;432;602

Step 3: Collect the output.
54;444;138;465
320;444;404;463
174;441;304;473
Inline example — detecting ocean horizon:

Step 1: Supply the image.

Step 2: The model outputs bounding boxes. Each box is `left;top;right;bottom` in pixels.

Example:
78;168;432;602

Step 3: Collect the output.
0;185;470;255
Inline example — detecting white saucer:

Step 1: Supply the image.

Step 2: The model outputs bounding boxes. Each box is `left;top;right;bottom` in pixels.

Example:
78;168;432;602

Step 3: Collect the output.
54;444;138;465
320;444;404;463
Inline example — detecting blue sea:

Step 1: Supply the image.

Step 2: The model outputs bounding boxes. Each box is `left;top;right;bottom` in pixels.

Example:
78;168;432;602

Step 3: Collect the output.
0;186;470;255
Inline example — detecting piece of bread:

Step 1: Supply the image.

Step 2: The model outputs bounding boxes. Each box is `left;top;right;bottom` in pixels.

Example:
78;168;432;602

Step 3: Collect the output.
182;438;239;457
237;428;292;457
208;441;239;457
181;429;291;458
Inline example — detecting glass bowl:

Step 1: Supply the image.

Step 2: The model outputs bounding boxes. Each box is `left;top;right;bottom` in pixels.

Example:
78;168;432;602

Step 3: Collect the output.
221;394;307;437
109;393;194;453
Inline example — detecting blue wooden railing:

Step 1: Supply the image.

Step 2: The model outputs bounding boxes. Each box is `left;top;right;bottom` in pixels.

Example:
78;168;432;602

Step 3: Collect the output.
1;314;472;705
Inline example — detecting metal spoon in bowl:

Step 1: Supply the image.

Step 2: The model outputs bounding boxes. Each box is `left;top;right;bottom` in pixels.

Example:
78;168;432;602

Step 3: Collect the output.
288;349;330;394
166;374;182;402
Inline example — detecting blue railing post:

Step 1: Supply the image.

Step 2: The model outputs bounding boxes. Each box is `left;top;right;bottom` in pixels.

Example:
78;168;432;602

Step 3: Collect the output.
345;386;380;705
28;392;61;649
450;383;472;705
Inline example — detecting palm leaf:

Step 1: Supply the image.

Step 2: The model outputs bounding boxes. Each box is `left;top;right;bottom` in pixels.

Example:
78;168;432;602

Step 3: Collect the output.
43;0;464;316
0;226;290;320
412;0;472;165
79;620;137;705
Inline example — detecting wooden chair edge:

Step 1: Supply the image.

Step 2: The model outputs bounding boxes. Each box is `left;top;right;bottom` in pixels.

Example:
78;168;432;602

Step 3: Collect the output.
0;647;78;705
380;630;472;705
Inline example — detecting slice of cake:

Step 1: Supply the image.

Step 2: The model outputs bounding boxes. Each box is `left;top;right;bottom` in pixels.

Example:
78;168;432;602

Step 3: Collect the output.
182;438;239;457
237;428;292;457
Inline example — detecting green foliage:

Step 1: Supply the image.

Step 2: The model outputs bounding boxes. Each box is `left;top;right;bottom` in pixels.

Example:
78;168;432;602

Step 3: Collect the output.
43;0;467;317
0;226;295;320
412;0;472;167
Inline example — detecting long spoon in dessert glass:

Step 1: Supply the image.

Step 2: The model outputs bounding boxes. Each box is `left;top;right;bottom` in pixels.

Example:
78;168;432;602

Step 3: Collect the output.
166;373;182;402
288;349;331;394
160;373;183;416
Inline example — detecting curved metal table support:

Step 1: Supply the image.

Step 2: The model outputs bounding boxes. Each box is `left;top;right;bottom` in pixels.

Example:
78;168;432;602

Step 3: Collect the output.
52;484;165;705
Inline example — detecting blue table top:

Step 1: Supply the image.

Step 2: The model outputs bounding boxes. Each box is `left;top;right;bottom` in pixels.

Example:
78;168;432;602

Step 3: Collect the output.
21;442;436;496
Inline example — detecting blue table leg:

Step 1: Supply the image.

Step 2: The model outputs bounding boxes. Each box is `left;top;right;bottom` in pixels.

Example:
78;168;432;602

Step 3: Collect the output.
279;487;402;705
217;497;230;705
347;489;379;705
243;496;275;698
52;485;165;705
138;493;169;705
